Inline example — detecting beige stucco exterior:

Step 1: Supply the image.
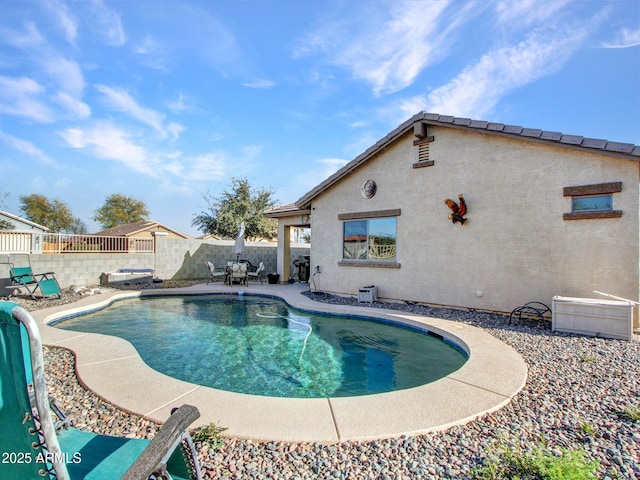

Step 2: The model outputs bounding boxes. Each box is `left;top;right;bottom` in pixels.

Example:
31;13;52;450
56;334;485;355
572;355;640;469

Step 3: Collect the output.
301;123;639;316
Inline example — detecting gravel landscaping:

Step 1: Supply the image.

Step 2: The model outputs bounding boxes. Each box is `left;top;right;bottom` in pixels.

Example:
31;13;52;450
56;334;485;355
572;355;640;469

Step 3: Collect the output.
9;285;640;479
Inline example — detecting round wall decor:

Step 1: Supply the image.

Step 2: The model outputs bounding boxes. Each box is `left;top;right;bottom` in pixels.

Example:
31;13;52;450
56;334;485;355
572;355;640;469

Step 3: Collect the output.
361;179;377;198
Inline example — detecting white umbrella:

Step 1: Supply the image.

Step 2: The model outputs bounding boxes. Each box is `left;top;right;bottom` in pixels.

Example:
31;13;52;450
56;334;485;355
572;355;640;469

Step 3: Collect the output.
233;222;245;260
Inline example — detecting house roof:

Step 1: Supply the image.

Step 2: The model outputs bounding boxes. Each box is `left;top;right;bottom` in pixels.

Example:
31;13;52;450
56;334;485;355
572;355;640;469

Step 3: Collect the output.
93;220;191;238
263;203;311;218
296;111;640;209
0;210;49;231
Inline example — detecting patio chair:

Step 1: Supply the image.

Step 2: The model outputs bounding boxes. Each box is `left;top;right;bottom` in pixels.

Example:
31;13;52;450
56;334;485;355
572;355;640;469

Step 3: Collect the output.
3;253;61;299
227;262;248;286
206;261;227;283
0;301;203;480
247;261;265;283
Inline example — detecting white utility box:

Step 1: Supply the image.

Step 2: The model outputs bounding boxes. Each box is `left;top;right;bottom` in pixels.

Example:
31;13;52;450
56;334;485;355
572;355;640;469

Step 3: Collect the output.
358;286;378;303
552;296;634;341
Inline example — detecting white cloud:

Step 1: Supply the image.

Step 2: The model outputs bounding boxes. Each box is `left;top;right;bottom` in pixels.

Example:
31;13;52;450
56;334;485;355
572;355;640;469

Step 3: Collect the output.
53;176;73;189
90;0;126;46
42;56;85;97
60;121;227;183
394;95;429;122
0;76;44;96
295;0;459;95
96;85;184;139
60;123;156;176
288;157;348;200
424;22;596;118
0;76;53;122
318;157;349;176
0;130;55;165
165;153;226;181
134;35;159;55
52;92;91;119
167;94;189;113
602;28;640;49
133;34;172;71
243;79;276;89
0;22;45;48
42;0;78;44
495;0;571;27
167;122;186;141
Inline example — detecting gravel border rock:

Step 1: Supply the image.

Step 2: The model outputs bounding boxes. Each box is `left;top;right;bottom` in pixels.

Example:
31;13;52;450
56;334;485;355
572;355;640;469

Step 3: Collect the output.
10;286;640;479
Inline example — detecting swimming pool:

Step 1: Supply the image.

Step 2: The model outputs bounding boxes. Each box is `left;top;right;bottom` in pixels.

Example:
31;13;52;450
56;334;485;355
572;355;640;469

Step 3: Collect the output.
54;294;467;398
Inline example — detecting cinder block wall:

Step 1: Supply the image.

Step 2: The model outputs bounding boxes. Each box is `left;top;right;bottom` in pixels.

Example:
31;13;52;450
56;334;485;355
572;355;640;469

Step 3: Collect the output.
1;239;310;289
154;237;310;281
2;253;156;288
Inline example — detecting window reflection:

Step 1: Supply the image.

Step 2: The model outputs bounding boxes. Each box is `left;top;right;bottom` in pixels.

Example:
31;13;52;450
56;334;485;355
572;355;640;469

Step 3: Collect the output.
572;195;612;212
343;218;396;261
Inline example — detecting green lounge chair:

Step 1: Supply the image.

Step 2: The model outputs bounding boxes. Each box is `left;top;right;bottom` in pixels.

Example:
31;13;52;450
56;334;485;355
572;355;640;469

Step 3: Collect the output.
4;254;62;299
0;301;203;479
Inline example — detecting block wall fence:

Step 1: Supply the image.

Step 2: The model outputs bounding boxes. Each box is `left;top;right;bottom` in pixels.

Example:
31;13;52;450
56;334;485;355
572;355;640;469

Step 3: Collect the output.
0;238;310;289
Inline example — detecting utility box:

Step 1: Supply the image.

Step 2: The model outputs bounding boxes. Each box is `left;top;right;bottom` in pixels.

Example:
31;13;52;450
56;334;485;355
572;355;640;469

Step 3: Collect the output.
358;286;378;303
552;296;635;341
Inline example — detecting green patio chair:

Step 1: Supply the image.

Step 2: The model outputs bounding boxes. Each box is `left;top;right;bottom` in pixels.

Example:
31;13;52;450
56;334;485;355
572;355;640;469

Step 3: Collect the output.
4;254;62;299
0;301;203;479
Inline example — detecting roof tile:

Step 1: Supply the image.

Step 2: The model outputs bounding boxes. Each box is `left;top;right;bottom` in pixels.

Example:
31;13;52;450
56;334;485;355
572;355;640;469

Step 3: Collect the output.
521;128;542;137
560;135;584;145
438;115;455;123
503;125;523;134
423;112;440;121
604;142;635;154
539;130;563;141
581;138;607;149
469;120;489;129
452;117;471;126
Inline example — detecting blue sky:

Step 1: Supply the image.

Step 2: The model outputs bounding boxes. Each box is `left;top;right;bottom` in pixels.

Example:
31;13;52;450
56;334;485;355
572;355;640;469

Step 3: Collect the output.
1;0;639;236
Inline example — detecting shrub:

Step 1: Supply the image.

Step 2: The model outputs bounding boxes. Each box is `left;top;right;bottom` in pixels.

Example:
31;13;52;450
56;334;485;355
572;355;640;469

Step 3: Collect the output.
474;441;600;479
192;422;227;450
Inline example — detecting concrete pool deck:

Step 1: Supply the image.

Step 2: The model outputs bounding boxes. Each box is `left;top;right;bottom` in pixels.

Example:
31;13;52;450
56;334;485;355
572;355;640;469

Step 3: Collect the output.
31;283;528;443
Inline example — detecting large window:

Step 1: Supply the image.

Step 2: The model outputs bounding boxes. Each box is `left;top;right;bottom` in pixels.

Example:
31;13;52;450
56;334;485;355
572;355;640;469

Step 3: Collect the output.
343;217;396;261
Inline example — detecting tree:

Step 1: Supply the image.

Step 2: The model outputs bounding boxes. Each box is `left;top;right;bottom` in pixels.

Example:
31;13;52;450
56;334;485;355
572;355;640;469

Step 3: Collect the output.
0;192;12;230
93;194;149;230
192;177;278;240
69;217;88;234
19;194;79;233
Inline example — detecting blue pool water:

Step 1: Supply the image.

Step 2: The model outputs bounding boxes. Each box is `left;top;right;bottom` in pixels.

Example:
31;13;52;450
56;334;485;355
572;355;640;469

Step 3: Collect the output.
54;295;467;398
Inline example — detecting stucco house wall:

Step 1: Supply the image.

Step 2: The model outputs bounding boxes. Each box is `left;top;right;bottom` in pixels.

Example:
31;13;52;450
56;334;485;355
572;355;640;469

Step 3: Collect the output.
306;122;639;314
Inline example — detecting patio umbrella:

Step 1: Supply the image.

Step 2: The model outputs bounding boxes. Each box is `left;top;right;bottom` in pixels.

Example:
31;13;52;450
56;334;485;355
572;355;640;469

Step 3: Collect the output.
233;222;245;261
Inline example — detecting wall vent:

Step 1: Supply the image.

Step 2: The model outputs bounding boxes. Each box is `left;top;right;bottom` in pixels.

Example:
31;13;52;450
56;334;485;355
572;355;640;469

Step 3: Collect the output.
412;138;435;169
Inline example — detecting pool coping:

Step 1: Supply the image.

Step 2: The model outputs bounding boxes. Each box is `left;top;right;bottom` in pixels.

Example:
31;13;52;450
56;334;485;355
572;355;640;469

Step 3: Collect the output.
31;283;528;443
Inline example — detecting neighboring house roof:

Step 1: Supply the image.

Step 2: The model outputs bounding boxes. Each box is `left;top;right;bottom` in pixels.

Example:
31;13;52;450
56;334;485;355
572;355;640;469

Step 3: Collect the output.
198;233;222;240
0;210;49;231
296;111;640;209
93;220;191;238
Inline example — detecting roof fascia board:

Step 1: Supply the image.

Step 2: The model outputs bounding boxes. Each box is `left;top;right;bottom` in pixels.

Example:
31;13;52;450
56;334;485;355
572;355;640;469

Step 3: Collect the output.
264;208;311;219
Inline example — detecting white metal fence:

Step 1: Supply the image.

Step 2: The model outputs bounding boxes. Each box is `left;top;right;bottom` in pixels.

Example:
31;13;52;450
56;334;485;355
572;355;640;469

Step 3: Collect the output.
0;231;33;254
0;231;155;254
